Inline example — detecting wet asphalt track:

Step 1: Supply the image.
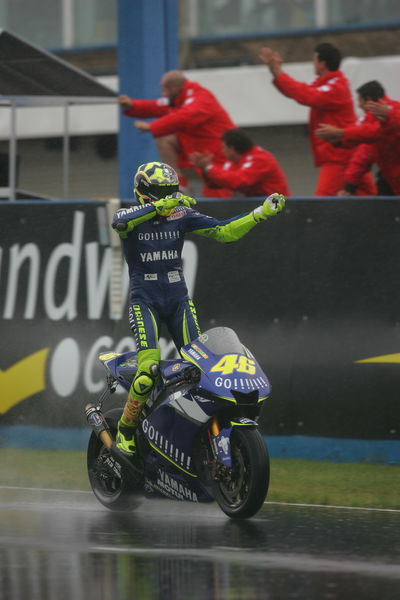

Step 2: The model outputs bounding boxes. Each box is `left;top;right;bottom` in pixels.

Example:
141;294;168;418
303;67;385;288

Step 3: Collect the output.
0;486;399;600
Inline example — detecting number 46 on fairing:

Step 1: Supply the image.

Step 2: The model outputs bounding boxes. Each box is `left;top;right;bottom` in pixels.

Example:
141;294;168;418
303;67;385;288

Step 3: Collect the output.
210;354;256;375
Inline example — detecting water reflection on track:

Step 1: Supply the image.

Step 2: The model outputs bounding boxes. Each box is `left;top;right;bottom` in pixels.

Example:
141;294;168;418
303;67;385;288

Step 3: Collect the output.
0;487;399;600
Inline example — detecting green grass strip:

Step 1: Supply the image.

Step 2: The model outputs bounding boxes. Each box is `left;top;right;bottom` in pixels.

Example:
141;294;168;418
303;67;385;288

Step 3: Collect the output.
0;450;398;509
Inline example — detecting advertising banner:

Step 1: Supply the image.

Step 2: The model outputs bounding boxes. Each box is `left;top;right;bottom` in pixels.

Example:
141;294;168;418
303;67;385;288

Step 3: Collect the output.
0;199;399;457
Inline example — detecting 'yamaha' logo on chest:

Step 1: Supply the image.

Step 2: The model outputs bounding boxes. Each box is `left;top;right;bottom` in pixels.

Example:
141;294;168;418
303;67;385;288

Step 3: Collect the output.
140;250;179;262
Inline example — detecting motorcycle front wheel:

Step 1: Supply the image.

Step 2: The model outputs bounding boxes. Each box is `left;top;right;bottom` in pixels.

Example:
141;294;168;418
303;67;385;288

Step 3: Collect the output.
213;427;269;519
87;408;142;511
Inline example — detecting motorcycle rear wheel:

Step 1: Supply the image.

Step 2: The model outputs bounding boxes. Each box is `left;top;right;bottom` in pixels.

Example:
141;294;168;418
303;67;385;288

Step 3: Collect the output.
87;408;142;511
213;427;269;519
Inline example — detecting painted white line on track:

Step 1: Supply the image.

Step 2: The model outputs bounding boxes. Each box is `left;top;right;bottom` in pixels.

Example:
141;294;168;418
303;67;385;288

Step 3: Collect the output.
0;486;399;513
265;500;400;513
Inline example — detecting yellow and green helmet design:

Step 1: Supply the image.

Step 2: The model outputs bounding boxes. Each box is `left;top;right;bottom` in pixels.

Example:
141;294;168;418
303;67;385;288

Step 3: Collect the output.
134;161;179;204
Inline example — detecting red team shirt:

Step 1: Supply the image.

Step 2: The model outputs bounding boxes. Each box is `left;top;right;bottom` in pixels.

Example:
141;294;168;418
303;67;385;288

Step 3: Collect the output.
204;145;290;197
342;97;400;195
384;105;400;132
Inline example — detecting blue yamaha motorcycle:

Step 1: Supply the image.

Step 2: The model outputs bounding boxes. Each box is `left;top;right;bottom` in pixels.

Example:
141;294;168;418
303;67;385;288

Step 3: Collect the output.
86;327;270;519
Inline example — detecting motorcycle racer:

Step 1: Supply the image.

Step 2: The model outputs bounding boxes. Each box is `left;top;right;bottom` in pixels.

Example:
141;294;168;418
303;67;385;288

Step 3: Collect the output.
112;161;285;457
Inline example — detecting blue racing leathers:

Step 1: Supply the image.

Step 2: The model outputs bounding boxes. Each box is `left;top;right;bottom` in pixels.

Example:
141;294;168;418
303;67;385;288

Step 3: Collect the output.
112;200;261;427
112;201;260;311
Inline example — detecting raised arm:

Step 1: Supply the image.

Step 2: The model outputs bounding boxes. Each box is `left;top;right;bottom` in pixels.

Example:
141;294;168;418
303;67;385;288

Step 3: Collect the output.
186;194;285;243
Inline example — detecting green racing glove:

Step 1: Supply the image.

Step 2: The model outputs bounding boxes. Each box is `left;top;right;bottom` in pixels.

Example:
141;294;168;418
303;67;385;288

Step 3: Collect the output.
253;193;286;222
154;192;197;216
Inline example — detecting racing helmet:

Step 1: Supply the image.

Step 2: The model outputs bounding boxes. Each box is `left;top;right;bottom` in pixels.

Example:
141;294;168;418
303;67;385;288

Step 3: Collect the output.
134;162;179;204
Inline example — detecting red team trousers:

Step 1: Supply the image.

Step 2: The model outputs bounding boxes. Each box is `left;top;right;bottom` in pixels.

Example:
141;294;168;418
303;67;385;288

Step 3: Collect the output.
316;164;377;196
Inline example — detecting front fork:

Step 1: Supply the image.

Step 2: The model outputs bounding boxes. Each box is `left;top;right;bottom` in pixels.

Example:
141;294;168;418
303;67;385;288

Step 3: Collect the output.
208;415;258;475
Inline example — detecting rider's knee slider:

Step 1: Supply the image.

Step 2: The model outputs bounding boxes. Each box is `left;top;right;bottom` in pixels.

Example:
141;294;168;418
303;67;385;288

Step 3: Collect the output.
133;372;154;396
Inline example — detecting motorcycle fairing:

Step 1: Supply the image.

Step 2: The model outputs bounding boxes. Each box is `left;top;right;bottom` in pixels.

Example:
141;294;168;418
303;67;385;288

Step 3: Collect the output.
168;390;221;423
143;378;240;475
142;404;200;476
162;360;192;380
99;352;189;391
230;417;258;427
180;339;271;402
143;454;214;503
98;351;138;389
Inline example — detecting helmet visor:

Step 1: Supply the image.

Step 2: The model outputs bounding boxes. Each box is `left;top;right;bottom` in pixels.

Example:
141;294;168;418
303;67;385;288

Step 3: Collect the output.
136;179;179;202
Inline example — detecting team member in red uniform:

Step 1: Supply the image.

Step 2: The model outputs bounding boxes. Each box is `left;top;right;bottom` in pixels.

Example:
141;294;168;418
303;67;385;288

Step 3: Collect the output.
360;97;400;195
316;81;400;195
190;128;290;197
259;43;376;196
119;70;235;197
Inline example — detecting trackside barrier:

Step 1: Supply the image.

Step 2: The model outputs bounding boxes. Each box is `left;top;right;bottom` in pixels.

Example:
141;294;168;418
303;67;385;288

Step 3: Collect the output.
0;196;399;463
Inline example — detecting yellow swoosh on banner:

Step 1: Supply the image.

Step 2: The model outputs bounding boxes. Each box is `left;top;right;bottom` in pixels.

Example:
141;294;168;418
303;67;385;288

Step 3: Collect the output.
356;353;400;364
0;348;49;415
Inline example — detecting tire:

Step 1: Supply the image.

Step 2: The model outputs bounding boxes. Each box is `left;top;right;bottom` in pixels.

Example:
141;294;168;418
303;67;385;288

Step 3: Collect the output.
213;427;269;519
87;408;143;511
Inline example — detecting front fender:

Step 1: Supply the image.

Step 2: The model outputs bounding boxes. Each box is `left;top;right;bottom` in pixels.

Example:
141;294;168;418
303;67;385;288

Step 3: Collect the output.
213;418;258;468
230;417;258;428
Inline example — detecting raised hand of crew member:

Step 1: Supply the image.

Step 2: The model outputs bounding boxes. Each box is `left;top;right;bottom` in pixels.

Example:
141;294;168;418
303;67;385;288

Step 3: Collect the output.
366;101;389;122
118;95;132;110
253;193;285;222
259;47;283;77
134;120;151;133
315;123;344;142
190;151;214;170
154;192;196;216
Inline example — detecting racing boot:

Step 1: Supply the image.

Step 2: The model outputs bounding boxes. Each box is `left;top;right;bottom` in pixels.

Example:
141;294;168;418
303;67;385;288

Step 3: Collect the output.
115;422;137;456
115;369;155;456
112;418;141;476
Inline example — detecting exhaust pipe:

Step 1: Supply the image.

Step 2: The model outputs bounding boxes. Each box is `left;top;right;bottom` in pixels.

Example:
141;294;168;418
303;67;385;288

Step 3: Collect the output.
85;404;113;449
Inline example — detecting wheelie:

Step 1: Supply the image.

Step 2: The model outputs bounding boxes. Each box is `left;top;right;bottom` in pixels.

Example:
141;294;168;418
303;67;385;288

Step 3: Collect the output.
85;161;285;519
